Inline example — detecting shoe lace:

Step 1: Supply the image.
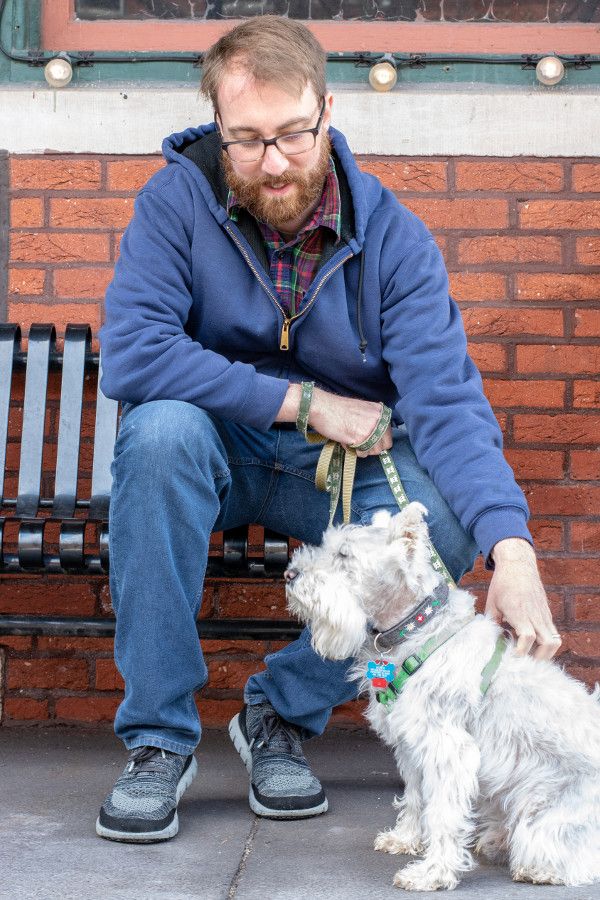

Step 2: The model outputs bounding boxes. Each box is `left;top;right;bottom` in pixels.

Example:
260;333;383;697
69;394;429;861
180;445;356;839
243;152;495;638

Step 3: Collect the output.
254;709;301;755
126;746;170;775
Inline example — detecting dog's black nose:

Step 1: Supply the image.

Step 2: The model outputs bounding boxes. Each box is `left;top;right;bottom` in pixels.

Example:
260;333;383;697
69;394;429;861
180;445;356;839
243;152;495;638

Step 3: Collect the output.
284;568;299;583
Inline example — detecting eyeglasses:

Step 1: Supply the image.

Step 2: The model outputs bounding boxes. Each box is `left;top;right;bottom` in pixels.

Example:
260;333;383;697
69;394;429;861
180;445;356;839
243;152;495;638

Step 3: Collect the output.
219;98;326;164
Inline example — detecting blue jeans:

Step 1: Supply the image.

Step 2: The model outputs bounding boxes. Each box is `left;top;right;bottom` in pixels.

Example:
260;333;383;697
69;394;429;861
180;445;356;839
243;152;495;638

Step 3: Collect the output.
108;399;478;755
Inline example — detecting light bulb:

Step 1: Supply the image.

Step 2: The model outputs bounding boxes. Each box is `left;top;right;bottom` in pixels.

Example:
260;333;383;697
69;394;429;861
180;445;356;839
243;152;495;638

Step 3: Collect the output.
44;54;73;89
536;56;565;86
369;61;398;93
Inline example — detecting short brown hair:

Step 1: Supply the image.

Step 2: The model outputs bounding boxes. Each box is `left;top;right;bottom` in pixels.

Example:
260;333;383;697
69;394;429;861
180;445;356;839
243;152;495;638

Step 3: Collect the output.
200;16;327;113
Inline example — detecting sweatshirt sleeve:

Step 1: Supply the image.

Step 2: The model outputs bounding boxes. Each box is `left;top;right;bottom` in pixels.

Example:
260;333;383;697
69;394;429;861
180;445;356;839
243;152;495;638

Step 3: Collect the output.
99;184;288;431
380;236;533;563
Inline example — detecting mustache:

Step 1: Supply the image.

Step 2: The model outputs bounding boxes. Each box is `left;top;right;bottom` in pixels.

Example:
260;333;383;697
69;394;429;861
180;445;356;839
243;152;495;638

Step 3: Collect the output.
259;172;300;189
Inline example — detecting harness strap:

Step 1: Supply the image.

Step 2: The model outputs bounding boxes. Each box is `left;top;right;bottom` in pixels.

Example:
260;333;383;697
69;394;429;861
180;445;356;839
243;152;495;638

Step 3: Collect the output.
480;634;508;695
376;633;509;710
376;628;460;707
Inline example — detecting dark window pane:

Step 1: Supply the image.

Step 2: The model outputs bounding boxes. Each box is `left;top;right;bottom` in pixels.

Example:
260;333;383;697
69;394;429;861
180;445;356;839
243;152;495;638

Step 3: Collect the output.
75;0;600;21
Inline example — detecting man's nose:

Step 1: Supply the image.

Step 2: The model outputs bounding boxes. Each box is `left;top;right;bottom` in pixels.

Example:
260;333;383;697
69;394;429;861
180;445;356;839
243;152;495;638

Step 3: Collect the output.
284;568;299;583
261;143;289;177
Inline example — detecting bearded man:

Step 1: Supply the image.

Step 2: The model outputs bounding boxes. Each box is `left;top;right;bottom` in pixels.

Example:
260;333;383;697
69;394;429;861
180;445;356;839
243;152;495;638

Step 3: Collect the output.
97;16;559;843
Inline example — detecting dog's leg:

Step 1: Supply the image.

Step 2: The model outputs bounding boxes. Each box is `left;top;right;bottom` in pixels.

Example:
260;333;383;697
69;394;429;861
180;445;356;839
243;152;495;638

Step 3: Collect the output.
509;788;600;887
474;797;508;863
375;764;424;856
393;724;479;891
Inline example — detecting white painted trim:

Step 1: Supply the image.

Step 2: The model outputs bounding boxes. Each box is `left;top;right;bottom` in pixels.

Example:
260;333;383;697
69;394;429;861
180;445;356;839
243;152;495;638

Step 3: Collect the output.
0;83;598;157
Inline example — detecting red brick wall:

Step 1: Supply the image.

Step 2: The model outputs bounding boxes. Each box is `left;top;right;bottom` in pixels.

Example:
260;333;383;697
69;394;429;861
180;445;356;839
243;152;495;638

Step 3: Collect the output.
1;154;599;726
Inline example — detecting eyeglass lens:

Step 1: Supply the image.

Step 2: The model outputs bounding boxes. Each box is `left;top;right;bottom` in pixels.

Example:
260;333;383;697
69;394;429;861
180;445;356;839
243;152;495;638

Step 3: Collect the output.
227;131;316;163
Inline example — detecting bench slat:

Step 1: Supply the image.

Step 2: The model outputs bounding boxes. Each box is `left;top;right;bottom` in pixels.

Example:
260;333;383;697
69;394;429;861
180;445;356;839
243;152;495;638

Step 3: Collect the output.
15;324;55;518
0;325;20;505
0;615;303;640
89;351;119;520
53;325;90;518
58;520;86;571
17;519;44;569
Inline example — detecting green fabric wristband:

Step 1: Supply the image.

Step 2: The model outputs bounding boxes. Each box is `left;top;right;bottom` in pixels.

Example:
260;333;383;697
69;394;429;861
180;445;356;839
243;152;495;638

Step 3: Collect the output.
296;381;314;438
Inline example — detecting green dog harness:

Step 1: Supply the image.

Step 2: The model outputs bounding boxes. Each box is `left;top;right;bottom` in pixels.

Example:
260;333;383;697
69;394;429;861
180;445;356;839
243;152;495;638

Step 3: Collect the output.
374;633;508;709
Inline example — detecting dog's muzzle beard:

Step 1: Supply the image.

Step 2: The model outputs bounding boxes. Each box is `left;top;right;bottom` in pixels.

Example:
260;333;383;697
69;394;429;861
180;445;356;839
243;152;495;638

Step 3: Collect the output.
285;574;368;661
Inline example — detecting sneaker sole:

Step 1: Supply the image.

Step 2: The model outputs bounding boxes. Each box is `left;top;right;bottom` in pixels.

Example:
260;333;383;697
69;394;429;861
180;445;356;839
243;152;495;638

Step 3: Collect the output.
95;755;198;843
228;713;328;820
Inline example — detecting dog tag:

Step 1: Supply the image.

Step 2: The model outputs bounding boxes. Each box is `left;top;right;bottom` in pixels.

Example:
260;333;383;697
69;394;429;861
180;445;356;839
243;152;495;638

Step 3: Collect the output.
366;659;395;688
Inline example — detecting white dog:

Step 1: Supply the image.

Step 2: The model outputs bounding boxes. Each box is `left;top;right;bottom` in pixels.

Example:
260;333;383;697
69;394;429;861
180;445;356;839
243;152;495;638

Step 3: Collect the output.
285;503;600;891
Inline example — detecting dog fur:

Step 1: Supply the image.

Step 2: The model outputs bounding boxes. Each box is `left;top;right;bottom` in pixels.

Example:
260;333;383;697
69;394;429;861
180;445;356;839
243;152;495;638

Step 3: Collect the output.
285;503;600;891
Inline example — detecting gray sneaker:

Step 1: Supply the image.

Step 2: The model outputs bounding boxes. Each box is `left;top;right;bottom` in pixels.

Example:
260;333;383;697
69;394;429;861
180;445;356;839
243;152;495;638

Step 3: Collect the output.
229;702;328;819
96;745;197;842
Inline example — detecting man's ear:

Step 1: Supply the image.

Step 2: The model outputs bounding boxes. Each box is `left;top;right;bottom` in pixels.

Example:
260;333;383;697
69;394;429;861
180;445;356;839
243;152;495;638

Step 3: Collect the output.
323;90;334;128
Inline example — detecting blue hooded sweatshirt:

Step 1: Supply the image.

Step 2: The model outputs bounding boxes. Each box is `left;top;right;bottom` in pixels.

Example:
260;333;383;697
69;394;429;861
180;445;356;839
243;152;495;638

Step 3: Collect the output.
99;123;532;562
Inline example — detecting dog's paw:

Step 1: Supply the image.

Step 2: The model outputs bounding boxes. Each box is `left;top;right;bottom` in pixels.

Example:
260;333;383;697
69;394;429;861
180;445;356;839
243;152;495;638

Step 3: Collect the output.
393;861;459;892
375;829;424;856
512;867;586;886
474;834;508;864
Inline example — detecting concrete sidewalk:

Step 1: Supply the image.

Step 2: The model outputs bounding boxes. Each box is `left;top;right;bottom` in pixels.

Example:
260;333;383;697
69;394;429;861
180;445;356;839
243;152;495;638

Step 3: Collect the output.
0;726;596;900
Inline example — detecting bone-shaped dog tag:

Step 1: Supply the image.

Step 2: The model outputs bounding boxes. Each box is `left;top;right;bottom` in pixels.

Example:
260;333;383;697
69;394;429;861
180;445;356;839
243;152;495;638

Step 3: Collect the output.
366;659;395;688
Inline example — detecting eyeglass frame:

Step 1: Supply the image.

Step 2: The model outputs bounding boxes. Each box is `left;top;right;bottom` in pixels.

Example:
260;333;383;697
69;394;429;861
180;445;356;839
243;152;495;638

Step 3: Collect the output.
218;97;326;162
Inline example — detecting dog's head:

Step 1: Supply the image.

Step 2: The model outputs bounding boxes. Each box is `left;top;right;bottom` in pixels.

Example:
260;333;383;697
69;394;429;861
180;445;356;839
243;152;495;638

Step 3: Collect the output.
285;502;440;659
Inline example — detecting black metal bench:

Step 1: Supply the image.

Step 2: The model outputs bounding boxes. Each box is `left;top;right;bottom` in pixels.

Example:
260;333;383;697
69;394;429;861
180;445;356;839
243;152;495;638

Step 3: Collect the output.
0;323;301;642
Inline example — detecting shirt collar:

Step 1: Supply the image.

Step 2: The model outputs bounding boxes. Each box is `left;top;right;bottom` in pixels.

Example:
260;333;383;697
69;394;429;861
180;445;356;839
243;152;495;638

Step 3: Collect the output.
226;155;341;243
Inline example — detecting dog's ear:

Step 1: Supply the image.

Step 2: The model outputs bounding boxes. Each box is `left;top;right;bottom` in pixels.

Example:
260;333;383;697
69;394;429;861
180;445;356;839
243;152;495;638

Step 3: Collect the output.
371;509;392;529
388;502;429;550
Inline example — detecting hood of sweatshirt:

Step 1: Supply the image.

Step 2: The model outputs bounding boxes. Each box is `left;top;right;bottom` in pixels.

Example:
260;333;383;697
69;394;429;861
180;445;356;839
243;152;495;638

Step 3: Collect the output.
160;122;377;251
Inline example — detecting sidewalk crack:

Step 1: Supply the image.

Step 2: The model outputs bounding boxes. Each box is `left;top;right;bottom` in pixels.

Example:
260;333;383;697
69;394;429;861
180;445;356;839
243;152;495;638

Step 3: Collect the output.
227;817;260;898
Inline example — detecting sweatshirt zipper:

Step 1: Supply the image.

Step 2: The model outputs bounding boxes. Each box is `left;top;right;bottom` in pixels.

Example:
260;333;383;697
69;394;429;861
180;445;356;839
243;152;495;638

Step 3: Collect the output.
281;250;353;349
224;222;353;351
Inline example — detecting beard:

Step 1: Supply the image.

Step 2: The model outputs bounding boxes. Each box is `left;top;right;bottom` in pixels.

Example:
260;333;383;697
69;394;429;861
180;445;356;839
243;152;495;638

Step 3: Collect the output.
222;133;332;233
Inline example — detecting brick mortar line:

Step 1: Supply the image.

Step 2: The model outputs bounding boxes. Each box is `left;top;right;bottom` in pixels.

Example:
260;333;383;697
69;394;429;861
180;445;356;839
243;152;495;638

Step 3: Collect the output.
469;335;600;342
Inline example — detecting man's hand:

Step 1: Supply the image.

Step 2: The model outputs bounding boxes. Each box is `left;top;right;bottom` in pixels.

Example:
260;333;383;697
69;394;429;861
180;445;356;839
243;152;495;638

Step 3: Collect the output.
276;384;392;457
486;538;561;660
308;387;392;456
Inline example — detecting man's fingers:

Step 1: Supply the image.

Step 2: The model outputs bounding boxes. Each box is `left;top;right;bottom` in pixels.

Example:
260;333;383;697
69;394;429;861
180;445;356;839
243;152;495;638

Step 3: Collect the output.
514;627;537;657
510;614;562;660
532;630;562;661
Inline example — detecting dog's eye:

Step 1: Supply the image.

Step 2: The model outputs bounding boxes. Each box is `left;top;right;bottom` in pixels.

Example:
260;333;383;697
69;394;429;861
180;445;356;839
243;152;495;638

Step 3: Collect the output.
338;544;349;558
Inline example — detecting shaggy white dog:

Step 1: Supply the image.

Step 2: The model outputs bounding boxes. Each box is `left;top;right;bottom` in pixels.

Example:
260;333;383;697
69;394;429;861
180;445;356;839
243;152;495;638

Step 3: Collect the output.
285;503;600;891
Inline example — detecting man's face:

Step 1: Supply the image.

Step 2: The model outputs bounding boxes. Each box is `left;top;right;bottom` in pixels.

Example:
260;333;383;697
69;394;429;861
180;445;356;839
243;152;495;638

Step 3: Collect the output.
216;71;333;232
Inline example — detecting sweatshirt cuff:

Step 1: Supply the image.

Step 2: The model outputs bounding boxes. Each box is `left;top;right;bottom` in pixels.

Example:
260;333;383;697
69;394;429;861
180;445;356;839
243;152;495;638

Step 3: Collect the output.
471;508;534;570
239;373;290;432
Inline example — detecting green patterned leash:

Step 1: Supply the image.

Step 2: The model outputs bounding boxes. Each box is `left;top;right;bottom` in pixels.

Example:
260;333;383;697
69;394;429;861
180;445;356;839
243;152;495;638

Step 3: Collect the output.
296;381;455;589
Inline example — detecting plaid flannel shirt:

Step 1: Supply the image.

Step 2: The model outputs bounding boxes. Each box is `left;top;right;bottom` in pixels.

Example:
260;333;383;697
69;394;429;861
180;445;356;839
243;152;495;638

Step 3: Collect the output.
227;156;342;317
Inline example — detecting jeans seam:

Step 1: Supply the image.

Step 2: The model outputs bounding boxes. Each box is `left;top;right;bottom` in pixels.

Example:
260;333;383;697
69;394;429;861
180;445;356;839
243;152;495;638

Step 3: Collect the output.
228;457;275;468
254;427;283;523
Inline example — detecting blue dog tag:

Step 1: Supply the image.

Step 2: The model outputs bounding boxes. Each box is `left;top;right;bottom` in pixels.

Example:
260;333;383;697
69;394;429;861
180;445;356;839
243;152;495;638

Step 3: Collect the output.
366;660;395;684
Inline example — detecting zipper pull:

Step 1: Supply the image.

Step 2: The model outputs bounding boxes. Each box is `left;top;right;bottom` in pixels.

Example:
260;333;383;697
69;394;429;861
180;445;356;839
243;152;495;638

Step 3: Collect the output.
280;318;290;351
